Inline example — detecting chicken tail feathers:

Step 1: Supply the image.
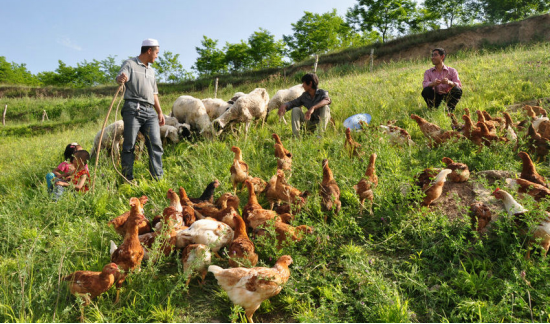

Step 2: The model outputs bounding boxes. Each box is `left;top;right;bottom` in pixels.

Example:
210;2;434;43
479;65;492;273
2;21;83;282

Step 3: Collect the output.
208;265;224;276
110;240;118;257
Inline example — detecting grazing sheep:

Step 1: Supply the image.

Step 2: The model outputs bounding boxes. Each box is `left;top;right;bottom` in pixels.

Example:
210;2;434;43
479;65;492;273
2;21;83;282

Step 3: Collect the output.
202;98;232;120
164;114;192;140
90;120;145;161
159;125;181;144
212;88;270;134
171;96;214;139
266;84;304;122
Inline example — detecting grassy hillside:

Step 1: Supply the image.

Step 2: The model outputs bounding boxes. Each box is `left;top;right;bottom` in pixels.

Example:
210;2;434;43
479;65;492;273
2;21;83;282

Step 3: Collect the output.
1;43;550;323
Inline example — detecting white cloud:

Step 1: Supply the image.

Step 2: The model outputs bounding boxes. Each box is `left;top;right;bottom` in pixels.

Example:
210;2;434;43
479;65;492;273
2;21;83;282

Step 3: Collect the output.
57;37;82;51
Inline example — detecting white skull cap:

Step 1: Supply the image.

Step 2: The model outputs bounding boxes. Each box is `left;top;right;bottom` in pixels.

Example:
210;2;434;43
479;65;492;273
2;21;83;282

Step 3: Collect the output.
141;38;159;47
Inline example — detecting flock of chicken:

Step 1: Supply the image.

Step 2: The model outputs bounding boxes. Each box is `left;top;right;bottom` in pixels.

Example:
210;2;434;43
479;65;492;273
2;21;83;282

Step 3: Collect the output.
62;103;550;322
375;104;550;257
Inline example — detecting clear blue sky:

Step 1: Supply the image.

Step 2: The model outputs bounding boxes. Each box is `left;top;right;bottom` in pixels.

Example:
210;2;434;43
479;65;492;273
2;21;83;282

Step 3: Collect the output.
3;0;358;75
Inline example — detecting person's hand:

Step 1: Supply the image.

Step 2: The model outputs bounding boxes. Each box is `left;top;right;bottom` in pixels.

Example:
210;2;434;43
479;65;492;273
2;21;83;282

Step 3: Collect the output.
442;78;450;85
305;108;314;121
432;79;441;86
116;73;128;84
278;104;287;117
158;113;165;126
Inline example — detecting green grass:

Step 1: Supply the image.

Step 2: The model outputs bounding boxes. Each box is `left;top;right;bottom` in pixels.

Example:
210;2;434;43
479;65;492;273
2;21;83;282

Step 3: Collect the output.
1;43;550;323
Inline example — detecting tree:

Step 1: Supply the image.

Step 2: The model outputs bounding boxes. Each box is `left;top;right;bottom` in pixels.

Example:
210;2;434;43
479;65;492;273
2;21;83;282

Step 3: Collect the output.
223;41;253;72
247;28;286;70
153;51;184;83
193;36;226;76
422;0;479;28
477;0;549;23
283;9;371;62
98;55;120;83
0;56;40;85
346;0;418;43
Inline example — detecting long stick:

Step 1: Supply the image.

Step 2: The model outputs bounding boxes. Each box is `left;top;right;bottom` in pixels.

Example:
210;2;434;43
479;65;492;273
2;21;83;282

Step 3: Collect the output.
91;84;124;192
2;104;6;126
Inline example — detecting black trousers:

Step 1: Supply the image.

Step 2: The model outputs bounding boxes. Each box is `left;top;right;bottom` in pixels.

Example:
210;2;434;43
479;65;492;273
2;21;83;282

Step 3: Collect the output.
421;86;462;113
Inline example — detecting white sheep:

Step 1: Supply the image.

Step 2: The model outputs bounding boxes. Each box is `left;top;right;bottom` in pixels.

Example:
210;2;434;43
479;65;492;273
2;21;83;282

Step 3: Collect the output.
212;88;270;133
202;98;232;120
159;125;181;144
171;96;214;139
164;114;192;140
266;84;304;123
90;120;145;161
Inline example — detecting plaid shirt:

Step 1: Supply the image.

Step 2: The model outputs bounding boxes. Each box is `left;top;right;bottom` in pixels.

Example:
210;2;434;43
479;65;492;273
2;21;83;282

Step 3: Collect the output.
422;65;462;94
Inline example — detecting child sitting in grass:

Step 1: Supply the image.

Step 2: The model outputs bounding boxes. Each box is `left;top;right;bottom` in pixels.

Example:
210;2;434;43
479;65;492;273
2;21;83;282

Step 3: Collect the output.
52;150;91;201
46;143;78;192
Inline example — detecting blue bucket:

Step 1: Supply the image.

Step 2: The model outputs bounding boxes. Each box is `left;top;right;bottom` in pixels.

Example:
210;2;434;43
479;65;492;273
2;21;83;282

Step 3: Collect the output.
343;113;372;130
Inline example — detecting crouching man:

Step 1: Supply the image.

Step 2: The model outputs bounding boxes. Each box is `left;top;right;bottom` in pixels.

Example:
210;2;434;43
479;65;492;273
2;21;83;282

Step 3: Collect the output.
278;73;331;138
421;48;463;114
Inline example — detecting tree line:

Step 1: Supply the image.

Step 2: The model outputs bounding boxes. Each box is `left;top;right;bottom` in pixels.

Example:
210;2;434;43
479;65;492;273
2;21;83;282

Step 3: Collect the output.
1;0;548;87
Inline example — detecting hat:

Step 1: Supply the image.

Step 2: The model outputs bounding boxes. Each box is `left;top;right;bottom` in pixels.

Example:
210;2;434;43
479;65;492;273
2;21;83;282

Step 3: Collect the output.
141;38;159;47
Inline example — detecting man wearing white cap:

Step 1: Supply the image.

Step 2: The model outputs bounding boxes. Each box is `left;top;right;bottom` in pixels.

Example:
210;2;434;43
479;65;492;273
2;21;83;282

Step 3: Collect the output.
116;38;165;181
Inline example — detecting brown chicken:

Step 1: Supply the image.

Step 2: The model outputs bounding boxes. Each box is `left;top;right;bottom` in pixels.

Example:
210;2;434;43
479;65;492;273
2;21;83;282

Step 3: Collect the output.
353;153;378;214
255;222;314;249
420;169;452;207
228;214;258;268
379;124;415;146
108;195;151;237
320;159;341;220
510;178;550;201
410;114;463;147
502;112;519;142
139;225;178;262
481;110;504;130
247;176;268;194
63;263;119;321
344;127;363;158
193;193;240;220
208;255;293;323
273;133;292;170
441;157;469;182
151;206;185;231
475;110;498;135
266;169;308;210
243;179;293;230
527;124;550;158
110;197;145;303
470;202;492;232
532;105;548;117
230;146;249;192
518;151;548;187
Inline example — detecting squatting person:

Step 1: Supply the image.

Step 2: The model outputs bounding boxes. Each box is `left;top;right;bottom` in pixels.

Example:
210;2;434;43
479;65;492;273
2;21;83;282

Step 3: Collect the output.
116;38;165;181
277;73;332;138
421;48;463;114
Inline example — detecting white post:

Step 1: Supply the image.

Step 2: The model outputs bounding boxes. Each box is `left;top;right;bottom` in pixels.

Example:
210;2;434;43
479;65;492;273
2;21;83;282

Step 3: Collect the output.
370;49;374;73
314;55;319;73
214;77;219;99
2;105;6;126
42;110;49;122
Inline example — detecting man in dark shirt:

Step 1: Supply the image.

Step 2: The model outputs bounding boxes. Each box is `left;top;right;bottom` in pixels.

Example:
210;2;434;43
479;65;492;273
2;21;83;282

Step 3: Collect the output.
277;73;331;138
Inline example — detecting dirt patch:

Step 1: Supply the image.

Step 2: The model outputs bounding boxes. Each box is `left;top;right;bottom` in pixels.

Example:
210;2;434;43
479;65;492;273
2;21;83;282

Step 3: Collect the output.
430;170;518;229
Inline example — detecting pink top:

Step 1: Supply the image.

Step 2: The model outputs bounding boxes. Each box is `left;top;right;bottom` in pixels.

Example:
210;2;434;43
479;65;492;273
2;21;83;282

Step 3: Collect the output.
57;161;72;173
422;64;462;94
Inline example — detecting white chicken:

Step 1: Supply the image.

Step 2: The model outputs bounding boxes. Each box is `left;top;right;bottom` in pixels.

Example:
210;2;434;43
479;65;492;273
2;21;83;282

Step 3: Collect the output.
175;218;234;256
182;244;212;285
208;255;293;323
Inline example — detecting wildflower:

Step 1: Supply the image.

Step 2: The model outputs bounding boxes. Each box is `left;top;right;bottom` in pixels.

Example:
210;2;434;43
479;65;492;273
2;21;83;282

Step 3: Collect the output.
295;288;298;292
369;259;374;266
521;270;526;278
361;301;365;305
